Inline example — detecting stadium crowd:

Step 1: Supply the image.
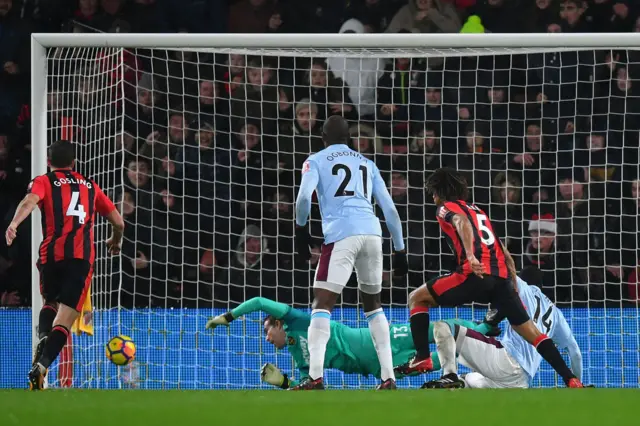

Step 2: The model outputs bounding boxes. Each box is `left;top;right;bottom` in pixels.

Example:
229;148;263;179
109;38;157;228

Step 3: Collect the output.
1;0;640;309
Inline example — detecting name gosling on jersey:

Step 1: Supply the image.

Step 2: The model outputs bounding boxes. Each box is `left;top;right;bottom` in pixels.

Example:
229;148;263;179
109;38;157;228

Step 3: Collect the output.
326;151;365;161
53;178;93;188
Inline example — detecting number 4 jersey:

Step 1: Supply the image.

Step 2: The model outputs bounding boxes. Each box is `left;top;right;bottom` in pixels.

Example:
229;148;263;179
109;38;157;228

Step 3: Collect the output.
29;169;116;265
296;143;403;250
436;200;509;278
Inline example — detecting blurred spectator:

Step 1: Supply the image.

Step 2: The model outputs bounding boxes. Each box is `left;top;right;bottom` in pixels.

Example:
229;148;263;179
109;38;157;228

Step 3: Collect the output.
386;0;461;33
1;0;639;312
326;19;386;119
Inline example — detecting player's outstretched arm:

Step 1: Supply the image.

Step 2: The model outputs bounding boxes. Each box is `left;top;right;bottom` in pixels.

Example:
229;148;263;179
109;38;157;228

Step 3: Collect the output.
5;193;40;246
205;297;299;330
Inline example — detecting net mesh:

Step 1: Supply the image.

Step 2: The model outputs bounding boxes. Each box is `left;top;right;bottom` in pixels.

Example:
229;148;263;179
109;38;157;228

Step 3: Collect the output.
41;43;640;389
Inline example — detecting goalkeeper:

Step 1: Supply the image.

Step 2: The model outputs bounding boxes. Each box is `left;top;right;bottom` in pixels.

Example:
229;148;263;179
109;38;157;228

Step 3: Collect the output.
206;298;498;389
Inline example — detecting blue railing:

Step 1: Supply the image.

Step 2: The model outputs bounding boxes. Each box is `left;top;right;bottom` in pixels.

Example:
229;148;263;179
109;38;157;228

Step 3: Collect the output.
1;307;638;388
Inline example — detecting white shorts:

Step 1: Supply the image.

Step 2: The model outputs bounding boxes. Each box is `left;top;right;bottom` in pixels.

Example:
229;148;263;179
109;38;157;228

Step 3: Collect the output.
456;326;529;389
314;235;382;295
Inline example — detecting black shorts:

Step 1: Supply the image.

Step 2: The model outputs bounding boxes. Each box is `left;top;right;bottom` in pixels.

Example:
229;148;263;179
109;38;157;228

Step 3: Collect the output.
38;259;93;312
426;272;529;326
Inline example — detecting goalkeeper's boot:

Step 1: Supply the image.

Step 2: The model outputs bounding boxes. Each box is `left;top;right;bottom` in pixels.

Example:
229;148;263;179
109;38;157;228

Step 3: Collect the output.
290;378;325;391
421;373;465;389
32;337;47;367
28;363;47;391
394;355;434;376
376;379;397;390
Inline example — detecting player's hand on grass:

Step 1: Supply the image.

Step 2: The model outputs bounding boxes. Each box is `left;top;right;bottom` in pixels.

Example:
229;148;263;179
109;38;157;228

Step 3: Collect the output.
206;312;233;330
467;255;484;278
261;363;289;389
106;236;121;255
393;250;408;277
5;223;17;246
295;225;312;261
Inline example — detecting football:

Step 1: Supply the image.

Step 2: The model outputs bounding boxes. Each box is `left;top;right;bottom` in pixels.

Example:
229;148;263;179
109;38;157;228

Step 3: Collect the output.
106;335;136;366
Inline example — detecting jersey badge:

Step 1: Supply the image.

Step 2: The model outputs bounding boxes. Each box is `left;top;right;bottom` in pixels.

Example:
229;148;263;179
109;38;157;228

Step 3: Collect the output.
301;161;311;175
288;336;296;346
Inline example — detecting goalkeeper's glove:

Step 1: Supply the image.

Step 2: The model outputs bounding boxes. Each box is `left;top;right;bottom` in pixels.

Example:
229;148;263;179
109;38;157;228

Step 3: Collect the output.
295;225;312;262
393;250;408;277
205;312;235;330
261;363;290;389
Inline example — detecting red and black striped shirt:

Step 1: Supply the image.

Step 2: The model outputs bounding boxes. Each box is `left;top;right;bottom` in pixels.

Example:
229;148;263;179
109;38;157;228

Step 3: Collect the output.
436;200;508;279
28;169;116;265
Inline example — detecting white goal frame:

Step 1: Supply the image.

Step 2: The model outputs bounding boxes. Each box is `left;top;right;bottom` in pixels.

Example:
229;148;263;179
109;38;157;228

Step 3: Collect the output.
30;31;640;381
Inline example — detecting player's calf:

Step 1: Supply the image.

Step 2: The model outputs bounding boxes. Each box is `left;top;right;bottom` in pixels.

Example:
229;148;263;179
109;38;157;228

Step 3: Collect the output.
33;304;78;374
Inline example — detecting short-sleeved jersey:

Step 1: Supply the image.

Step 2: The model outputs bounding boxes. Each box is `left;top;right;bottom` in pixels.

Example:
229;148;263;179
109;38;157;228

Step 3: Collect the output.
29;169;116;265
436;200;508;278
302;144;386;244
500;277;578;380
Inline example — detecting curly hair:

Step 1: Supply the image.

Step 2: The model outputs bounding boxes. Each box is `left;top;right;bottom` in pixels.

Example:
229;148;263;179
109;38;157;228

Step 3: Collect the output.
425;167;469;201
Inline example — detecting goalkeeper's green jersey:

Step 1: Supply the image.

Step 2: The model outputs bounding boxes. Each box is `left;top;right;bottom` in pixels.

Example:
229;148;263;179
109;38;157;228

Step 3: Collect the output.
231;297;490;383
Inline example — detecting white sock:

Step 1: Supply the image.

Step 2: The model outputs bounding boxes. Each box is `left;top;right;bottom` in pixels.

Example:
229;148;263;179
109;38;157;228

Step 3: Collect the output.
366;308;395;381
307;309;331;380
433;322;458;376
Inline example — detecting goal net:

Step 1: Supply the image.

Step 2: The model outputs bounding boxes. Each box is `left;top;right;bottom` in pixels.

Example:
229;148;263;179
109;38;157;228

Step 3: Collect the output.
31;33;640;389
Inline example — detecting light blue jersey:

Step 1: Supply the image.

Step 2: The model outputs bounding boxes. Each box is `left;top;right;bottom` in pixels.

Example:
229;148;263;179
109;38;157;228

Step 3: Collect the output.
295;144;404;250
500;277;582;382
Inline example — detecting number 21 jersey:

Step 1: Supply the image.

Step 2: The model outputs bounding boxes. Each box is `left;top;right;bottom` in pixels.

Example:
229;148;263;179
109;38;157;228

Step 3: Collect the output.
29;169;116;265
302;144;385;244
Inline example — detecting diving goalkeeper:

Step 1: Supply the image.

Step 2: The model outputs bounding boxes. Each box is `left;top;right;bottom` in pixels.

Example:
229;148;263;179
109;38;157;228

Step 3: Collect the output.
205;298;497;389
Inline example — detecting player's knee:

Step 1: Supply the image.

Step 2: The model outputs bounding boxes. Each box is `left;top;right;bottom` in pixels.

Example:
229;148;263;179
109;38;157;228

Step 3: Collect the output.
312;288;339;311
433;321;453;341
359;285;381;310
409;285;433;308
54;303;80;329
463;372;487;389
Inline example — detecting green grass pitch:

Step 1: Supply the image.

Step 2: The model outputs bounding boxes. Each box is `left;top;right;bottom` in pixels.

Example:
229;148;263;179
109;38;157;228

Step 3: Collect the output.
0;389;637;426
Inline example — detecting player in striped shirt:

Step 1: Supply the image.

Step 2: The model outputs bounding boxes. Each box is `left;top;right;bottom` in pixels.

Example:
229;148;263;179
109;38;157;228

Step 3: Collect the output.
424;268;584;389
206;297;499;388
5;140;124;390
398;168;584;388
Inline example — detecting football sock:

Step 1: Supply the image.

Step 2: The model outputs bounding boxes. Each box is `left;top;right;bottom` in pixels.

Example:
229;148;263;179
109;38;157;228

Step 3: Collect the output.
38;324;69;369
38;304;57;339
430;351;442;371
409;306;431;359
307;309;331;380
365;308;395;381
535;335;575;384
433;322;457;376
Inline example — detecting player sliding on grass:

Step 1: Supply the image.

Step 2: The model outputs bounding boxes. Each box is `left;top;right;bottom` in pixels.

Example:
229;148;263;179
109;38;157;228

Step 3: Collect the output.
398;168;585;388
293;115;408;390
425;267;584;389
206;297;498;389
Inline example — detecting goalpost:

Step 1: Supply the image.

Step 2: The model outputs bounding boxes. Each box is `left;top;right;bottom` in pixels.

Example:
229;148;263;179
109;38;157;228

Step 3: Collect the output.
30;33;640;389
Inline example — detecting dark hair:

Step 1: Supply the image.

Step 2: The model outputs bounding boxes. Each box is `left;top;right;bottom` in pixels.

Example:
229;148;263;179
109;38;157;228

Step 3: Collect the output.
425;167;469;201
322;115;349;145
263;315;282;328
47;140;75;168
